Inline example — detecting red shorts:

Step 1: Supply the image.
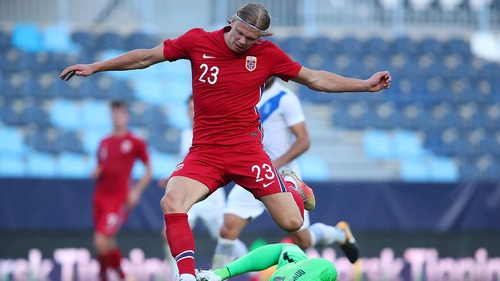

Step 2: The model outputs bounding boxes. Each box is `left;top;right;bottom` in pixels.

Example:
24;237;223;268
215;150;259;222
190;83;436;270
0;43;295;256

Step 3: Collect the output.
170;142;290;198
93;195;129;236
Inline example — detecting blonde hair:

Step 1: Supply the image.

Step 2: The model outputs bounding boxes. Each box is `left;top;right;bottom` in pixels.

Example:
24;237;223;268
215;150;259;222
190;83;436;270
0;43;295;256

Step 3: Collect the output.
228;3;273;37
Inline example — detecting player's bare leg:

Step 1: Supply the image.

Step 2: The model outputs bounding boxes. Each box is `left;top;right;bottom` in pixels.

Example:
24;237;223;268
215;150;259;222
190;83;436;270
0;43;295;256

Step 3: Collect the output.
160;176;210;281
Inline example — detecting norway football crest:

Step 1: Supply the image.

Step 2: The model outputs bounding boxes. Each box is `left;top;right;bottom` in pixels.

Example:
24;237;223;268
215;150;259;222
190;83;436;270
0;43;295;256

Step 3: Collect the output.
245;56;257;72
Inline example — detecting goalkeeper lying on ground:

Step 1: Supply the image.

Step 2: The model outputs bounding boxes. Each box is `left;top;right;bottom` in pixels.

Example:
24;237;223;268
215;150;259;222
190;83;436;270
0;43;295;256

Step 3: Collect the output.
196;243;338;281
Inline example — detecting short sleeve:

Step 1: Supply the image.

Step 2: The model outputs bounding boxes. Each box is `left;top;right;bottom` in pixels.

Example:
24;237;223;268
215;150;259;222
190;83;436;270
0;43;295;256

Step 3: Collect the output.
281;93;305;127
135;138;150;165
163;28;204;61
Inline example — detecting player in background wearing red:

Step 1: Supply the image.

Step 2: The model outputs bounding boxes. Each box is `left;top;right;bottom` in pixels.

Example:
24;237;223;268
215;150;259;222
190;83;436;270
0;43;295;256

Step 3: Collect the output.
60;3;391;281
92;100;152;281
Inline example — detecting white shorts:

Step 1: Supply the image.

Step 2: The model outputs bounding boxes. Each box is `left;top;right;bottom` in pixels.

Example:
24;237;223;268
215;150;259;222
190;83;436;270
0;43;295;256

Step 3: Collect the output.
188;187;226;240
224;184;310;230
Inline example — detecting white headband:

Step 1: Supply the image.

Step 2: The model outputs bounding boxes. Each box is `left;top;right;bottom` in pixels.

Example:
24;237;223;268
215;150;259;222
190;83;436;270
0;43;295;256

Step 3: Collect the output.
235;14;267;33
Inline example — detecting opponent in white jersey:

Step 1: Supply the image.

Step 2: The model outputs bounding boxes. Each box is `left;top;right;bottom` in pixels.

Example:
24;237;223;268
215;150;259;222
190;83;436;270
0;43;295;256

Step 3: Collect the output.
212;78;359;270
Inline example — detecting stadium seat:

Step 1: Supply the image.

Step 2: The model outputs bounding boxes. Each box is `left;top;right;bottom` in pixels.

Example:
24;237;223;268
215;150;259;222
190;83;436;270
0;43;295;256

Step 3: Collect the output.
72;30;96;51
11;22;42;52
417;37;443;56
81;128;109;154
0;29;10;51
0;77;16;101
80;100;112;130
25;152;57;178
124;31;159;50
297;154;330;181
56;153;90;178
42;23;80;53
0;127;26;156
0;155;25;177
337;37;362;56
363;129;394;159
16;52;42;72
307;36;335;58
96;31;124;50
428;156;459;182
393;130;426;159
50;100;81;130
108;79;135;100
444;37;471;57
18;79;44;99
147;129;181;154
390;36;417;56
25;130;58;154
0;104;23;126
363;37;389;56
22;104;51;128
56;131;84;154
49;80;79;99
400;159;429;182
148;152;179;179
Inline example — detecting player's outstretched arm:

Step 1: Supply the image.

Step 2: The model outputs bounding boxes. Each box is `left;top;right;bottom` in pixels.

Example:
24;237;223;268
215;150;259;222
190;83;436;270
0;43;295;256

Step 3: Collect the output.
59;44;166;81
292;66;391;93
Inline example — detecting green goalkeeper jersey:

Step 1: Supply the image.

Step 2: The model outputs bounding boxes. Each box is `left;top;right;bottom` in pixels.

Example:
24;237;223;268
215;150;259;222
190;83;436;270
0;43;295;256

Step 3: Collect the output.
270;244;337;281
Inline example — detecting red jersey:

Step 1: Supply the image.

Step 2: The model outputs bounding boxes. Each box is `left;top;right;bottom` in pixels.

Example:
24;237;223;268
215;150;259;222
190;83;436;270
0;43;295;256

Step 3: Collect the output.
95;132;149;199
162;26;302;146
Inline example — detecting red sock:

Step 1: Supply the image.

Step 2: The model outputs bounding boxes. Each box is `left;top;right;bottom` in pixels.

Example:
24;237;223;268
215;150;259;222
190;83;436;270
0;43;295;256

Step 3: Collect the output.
286;180;304;220
109;248;125;279
97;254;110;281
164;213;195;276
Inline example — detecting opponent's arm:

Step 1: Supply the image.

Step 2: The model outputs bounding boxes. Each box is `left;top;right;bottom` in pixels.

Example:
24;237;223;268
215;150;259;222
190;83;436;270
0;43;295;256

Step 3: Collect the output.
291;66;391;93
59;44;166;80
272;121;310;169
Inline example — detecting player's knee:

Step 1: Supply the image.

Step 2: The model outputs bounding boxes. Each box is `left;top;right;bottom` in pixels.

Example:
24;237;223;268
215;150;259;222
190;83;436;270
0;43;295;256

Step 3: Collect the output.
281;217;303;232
219;224;240;240
160;192;180;213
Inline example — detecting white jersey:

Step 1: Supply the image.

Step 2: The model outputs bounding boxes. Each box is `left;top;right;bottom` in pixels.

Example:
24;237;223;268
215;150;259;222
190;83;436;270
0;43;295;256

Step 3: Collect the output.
258;81;305;174
179;127;225;240
225;81;309;229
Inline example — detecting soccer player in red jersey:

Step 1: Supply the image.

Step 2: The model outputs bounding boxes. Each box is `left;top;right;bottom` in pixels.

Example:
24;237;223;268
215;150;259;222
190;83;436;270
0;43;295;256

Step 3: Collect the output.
92;100;152;281
60;4;391;280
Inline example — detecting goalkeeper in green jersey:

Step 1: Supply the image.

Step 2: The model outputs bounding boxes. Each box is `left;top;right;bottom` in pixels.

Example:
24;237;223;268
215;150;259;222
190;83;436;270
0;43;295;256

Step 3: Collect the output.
196;243;337;281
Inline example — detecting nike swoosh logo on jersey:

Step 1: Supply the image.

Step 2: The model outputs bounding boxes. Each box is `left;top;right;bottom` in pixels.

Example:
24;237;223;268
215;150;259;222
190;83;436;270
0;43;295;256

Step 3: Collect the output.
263;181;275;188
203;54;216;59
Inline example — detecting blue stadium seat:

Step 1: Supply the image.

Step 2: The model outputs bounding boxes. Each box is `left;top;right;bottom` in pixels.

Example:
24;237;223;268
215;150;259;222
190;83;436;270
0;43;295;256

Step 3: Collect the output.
79;79;104;99
11;22;42;52
49;80;79;99
0;29;10;51
108;79;135;100
428;156;459;182
297;154;330;181
147;129;181;154
147;152;179;179
363;37;389;56
390;36;417;56
56;131;83;154
0;76;16;102
337;36;362;56
50;100;81;130
417;37;443;56
458;162;480;180
279;36;308;56
393;130;426;159
80;101;112;130
23;104;51;128
400;159;429;182
307;36;335;58
96;31;124;50
56;153;90;178
363;129;394;159
124;31;159;50
72;30;96;52
0;104;23;126
18;79;44;99
0;127;26;156
81;128;109;154
16;52;42;72
25;130;58;154
0;155;25;177
444;37;471;57
42;23;80;53
25;152;57;178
